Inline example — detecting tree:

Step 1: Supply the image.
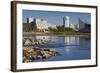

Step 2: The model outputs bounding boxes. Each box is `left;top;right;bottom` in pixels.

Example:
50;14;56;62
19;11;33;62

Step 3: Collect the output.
56;25;65;32
65;28;74;32
23;23;33;32
48;27;57;32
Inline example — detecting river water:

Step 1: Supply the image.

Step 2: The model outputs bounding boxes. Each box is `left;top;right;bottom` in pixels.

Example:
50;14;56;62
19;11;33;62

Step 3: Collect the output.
23;35;91;61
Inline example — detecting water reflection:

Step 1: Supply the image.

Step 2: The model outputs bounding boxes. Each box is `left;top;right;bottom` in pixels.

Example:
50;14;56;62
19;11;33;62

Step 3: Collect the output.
64;36;79;45
23;35;91;61
24;35;90;46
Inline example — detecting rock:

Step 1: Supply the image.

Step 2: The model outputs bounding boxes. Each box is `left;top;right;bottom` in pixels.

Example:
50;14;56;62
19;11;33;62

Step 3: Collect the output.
23;56;32;63
56;51;61;56
23;38;56;46
42;56;47;60
43;49;50;51
24;39;32;46
23;46;60;63
36;50;43;56
37;55;42;59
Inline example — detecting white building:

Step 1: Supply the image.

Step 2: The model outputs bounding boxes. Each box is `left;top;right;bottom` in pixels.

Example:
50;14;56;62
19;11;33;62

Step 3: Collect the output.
70;24;75;29
34;18;48;30
63;16;70;28
27;18;34;23
48;24;57;29
27;18;58;31
70;24;79;31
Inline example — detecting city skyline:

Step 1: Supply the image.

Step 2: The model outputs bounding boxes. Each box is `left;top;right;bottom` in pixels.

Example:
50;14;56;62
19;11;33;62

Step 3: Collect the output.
23;10;91;25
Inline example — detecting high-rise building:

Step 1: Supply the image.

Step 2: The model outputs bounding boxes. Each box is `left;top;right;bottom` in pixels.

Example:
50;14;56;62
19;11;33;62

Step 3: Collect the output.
63;16;70;28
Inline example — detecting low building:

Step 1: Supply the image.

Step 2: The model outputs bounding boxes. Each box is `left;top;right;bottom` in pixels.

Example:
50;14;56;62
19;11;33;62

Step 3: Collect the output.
27;18;34;23
27;18;49;31
70;24;75;29
34;18;48;30
27;18;58;32
48;24;57;29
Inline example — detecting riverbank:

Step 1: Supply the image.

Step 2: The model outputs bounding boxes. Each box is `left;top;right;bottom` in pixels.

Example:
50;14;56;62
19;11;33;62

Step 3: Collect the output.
23;38;55;46
23;32;90;36
23;47;61;63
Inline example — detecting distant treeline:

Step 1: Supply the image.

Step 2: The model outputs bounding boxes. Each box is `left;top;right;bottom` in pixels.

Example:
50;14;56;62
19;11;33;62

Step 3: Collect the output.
23;23;33;32
48;25;75;32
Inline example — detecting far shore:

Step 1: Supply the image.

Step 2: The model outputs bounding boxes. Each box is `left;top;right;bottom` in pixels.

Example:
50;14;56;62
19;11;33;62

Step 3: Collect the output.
23;32;90;37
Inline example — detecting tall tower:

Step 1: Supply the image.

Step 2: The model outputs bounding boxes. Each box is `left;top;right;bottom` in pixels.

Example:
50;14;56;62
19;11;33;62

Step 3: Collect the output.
63;16;70;28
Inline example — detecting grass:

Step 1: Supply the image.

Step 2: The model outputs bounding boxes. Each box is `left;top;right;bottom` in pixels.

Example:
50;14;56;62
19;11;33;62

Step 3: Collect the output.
23;31;90;36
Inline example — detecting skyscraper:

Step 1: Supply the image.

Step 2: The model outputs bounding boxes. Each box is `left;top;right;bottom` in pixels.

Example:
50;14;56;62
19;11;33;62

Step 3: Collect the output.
63;16;70;28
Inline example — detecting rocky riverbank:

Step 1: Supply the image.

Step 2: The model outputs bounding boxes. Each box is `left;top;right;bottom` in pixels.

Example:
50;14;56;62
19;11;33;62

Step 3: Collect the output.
23;47;61;63
23;38;55;46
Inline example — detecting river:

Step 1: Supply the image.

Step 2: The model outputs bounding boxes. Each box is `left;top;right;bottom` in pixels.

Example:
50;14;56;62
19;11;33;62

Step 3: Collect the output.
23;35;91;61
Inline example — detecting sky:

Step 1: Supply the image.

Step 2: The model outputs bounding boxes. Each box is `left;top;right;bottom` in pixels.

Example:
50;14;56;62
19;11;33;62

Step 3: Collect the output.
23;10;91;25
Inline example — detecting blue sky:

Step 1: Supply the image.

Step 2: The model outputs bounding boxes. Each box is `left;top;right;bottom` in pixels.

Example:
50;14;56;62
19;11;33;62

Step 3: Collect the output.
23;10;91;25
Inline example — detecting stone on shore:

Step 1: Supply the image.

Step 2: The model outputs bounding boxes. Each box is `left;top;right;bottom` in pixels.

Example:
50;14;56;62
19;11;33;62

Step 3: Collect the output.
23;38;56;46
23;47;61;63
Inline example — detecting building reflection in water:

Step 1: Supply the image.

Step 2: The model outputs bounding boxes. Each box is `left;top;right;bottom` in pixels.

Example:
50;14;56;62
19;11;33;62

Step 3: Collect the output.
23;35;90;60
24;35;90;49
64;36;79;45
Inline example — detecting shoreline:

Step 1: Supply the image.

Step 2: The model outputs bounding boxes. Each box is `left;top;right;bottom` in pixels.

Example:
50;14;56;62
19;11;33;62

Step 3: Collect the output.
23;46;60;63
23;32;90;37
